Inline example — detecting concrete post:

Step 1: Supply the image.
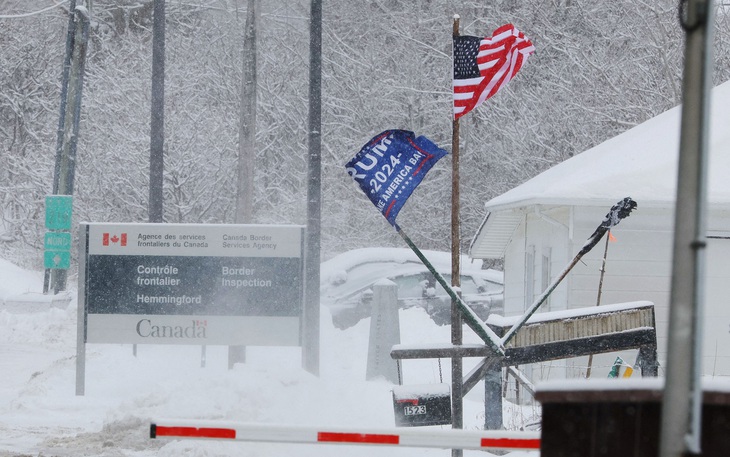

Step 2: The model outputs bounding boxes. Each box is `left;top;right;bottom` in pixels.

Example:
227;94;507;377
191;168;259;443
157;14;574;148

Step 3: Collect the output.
366;280;400;383
484;363;503;430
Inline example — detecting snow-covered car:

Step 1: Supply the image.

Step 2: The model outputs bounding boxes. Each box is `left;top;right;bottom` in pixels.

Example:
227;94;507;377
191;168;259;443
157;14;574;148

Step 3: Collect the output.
320;248;503;328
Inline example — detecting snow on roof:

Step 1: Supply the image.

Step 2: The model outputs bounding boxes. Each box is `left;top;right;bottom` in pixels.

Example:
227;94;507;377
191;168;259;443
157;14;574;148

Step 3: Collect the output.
536;377;664;395
483;80;730;212
536;377;730;395
484;300;654;327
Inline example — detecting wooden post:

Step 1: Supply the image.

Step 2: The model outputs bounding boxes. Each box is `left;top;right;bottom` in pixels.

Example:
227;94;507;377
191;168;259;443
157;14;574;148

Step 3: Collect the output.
451;15;463;457
586;230;611;378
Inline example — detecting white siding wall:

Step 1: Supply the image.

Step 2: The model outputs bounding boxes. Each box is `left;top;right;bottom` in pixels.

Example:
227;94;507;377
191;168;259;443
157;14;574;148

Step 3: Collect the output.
501;204;730;379
502;207;573;382
565;206;673;376
703;209;730;376
503;218;526;317
569;206;673;364
502;205;674;380
503;207;571;316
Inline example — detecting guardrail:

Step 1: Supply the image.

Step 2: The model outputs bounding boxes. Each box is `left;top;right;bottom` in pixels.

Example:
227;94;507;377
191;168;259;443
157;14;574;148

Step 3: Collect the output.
150;420;540;451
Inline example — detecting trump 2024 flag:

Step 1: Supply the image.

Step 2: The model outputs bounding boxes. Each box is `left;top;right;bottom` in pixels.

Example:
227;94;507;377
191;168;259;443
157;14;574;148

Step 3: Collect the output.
346;130;447;226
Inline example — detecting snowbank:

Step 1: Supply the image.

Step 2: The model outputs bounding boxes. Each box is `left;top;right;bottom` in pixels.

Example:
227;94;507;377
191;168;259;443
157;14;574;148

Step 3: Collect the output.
0;259;535;457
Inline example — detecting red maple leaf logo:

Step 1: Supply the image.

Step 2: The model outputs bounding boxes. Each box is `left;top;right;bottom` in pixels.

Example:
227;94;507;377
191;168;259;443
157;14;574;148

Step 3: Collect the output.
102;232;127;246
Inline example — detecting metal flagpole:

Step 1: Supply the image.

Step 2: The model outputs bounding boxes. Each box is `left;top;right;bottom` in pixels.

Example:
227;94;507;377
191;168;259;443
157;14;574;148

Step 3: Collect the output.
450;15;463;457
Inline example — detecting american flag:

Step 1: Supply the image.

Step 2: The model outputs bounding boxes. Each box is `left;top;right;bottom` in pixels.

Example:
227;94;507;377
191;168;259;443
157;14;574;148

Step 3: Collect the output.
453;24;535;120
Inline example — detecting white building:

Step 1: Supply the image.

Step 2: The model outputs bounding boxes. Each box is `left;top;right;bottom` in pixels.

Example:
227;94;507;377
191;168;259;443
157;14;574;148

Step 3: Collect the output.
470;80;730;379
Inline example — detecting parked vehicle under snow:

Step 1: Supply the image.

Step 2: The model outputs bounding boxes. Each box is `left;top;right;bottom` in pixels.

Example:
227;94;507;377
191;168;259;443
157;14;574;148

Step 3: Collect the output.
320;248;503;328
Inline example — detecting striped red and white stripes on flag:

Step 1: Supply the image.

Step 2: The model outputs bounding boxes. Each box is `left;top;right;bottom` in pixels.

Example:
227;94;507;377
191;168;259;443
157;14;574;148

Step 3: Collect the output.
453;23;535;120
151;420;540;451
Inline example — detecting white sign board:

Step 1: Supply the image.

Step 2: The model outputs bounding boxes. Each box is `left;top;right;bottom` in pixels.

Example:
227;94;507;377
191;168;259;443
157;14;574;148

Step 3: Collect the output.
79;223;304;346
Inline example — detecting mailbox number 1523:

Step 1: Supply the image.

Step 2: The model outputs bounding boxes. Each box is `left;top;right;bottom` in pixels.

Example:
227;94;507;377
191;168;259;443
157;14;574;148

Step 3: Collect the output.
403;405;427;416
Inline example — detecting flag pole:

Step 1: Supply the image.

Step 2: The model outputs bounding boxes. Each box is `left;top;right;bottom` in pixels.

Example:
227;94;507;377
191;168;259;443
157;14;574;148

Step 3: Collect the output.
451;15;461;335
450;16;463;452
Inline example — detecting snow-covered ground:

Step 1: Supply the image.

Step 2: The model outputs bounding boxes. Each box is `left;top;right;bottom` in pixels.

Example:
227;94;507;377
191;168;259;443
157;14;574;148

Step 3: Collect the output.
0;259;538;457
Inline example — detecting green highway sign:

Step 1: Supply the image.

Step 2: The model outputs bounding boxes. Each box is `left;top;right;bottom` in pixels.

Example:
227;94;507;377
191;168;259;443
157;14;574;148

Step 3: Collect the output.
45;232;72;251
45;195;73;231
44;250;71;269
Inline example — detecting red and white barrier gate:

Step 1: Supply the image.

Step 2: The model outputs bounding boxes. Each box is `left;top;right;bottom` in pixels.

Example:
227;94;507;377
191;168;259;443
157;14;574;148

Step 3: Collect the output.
150;420;540;451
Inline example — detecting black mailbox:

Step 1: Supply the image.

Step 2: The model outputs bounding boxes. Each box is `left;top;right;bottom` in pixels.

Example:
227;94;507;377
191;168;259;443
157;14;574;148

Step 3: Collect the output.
392;384;452;427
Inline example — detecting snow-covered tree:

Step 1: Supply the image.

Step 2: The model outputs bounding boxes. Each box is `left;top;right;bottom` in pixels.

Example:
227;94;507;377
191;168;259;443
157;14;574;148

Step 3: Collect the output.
1;0;729;269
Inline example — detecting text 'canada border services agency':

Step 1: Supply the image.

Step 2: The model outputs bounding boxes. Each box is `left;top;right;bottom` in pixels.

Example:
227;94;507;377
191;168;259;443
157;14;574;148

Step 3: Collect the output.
222;234;277;251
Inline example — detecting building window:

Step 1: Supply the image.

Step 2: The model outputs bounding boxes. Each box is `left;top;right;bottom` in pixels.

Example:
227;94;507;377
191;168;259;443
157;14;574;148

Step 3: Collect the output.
542;248;551;308
525;246;535;310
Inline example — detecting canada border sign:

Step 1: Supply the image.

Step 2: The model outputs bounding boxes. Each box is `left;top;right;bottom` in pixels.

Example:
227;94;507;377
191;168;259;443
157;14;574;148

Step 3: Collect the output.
76;222;305;394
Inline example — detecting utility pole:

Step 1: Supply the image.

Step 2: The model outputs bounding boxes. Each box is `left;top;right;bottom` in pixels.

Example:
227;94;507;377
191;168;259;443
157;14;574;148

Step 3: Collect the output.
149;0;165;223
138;0;165;359
45;0;77;294
235;0;257;225
50;0;77;199
229;0;259;369
46;3;90;294
304;0;322;376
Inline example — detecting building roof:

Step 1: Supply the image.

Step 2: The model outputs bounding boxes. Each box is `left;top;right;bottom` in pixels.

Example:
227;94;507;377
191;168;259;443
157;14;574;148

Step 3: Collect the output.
483;80;730;213
470;80;730;259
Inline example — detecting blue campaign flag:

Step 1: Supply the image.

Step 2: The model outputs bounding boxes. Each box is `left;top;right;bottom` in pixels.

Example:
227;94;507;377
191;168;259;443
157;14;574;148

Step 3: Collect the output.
346;129;448;226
